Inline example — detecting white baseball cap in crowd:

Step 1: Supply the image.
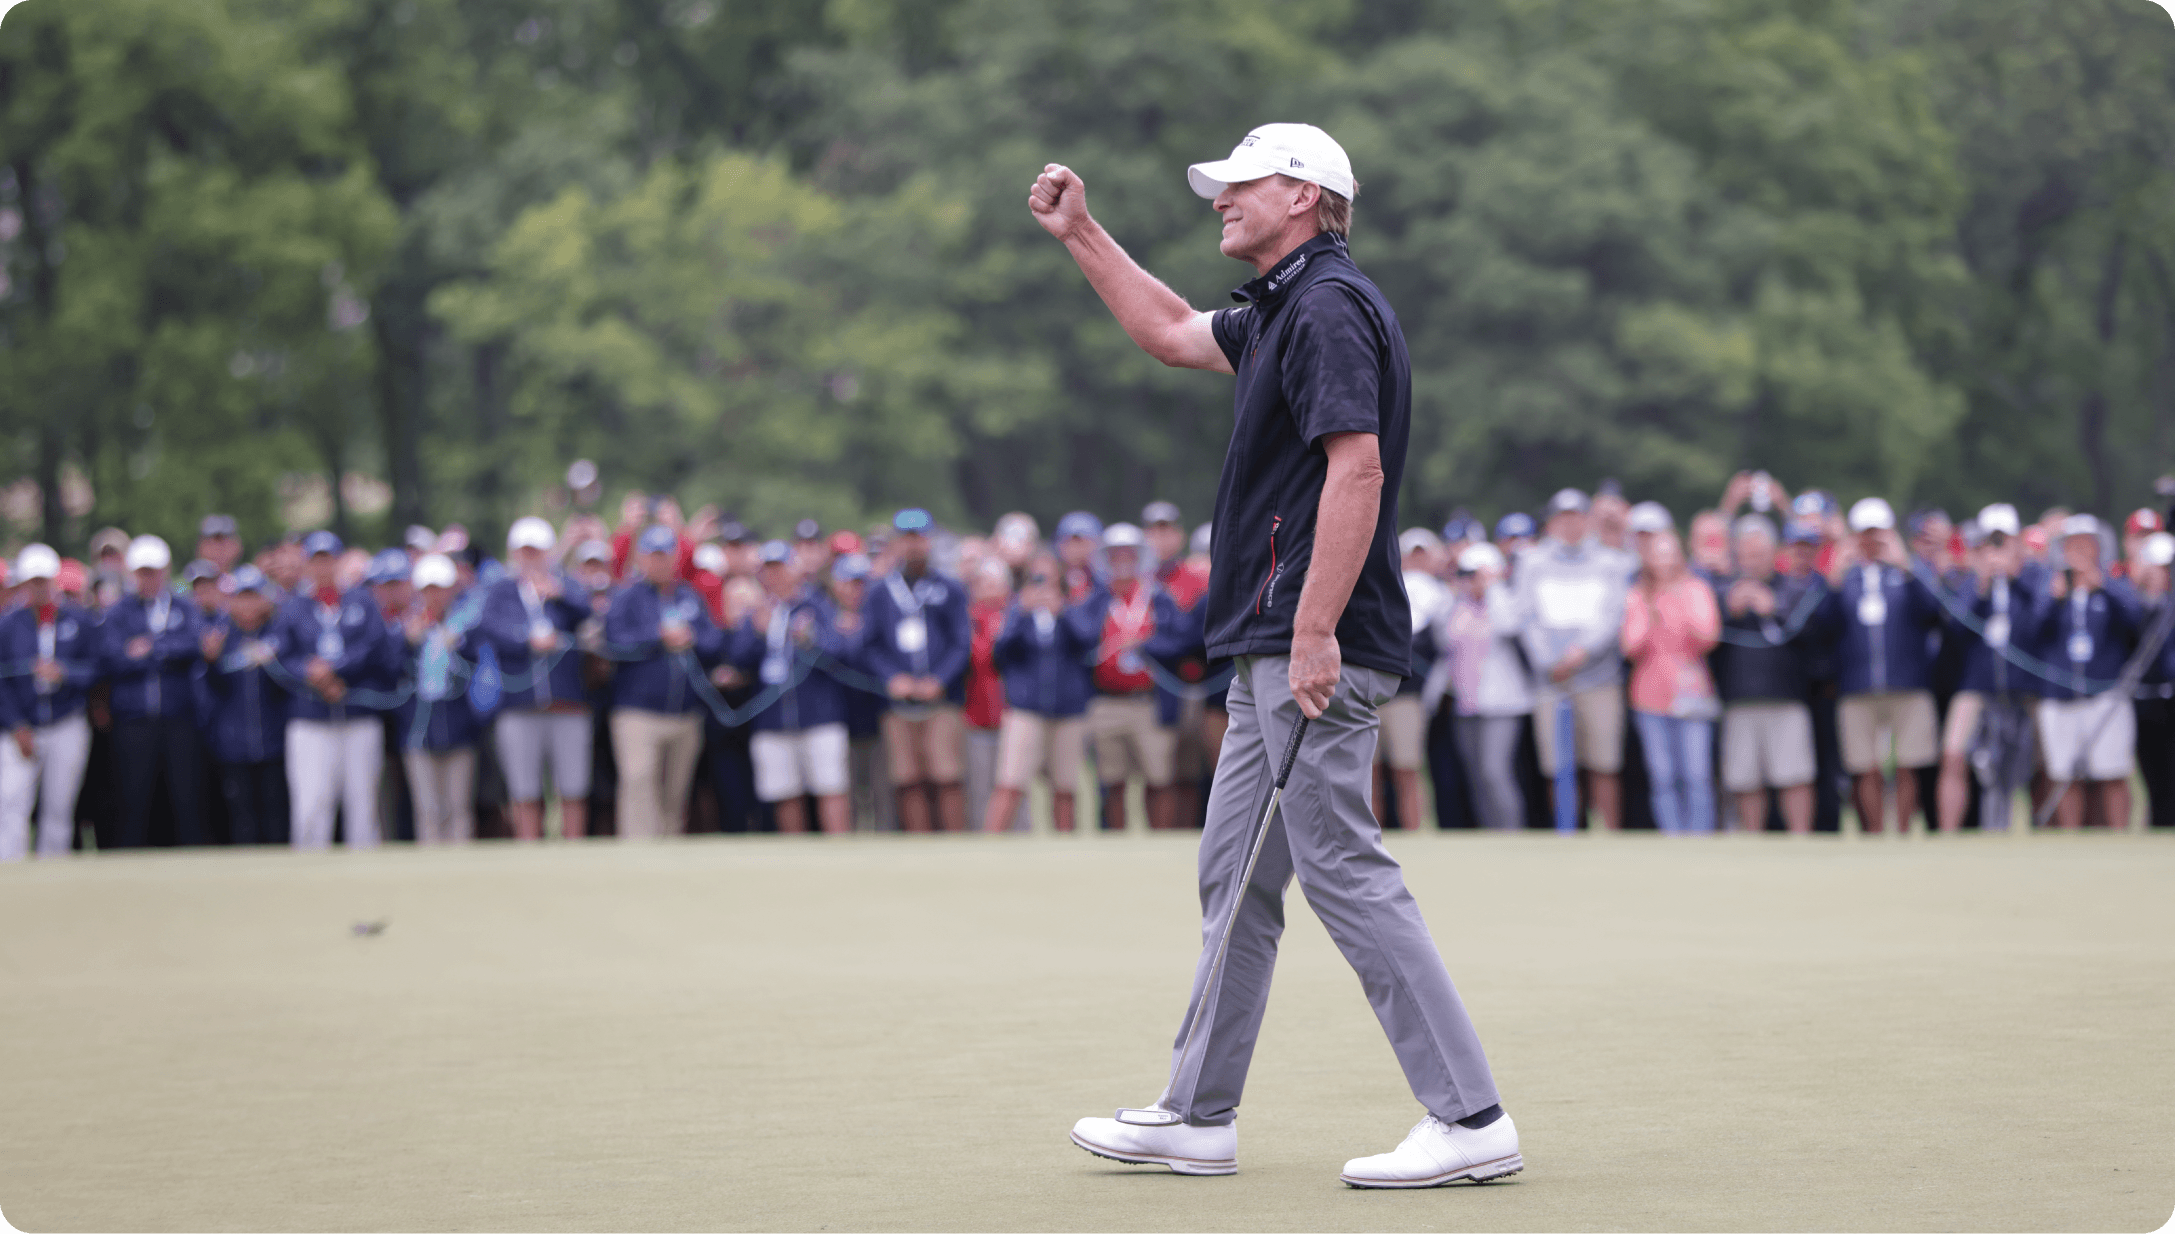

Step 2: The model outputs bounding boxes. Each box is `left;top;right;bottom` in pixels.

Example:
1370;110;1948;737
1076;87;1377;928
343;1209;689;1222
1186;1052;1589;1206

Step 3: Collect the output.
507;516;556;553
1457;542;1507;574
16;543;60;582
1627;502;1674;535
125;534;172;571
2060;513;2102;541
1398;527;1442;556
2144;531;2175;567
1103;522;1146;550
1847;497;1896;533
692;542;727;575
1188;123;1356;202
1976;503;2021;538
412;552;458;591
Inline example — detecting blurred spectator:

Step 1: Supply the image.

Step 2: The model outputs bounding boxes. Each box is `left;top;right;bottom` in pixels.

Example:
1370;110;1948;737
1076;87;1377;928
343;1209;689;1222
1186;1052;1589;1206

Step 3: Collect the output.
197;514;243;573
1686;510;1732;580
730;541;853;835
792;519;830;579
185;559;226;616
864;509;971;832
396;554;480;844
1823;498;1942;832
1591;479;1631;555
2034;515;2142;830
963;558;1012;831
477;517;595;841
1427;542;1529;830
275;531;388;849
198;565;288;845
1715;515;1822;834
1147;502;1212;826
607;525;724;838
991;512;1041;581
2135;530;2175;828
826;553;895;831
1074;523;1192;831
1494;511;1537;561
89;527;129;610
1935;504;2040;832
0;545;96;858
1376;528;1446;831
987;560;1093;833
1054;511;1103;603
1515;489;1627;829
2122;509;2162;577
1622;530;1722;833
101;535;206;848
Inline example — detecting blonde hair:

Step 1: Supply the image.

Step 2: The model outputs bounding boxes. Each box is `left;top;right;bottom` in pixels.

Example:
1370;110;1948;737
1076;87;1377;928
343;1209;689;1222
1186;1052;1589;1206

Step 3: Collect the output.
1274;175;1354;237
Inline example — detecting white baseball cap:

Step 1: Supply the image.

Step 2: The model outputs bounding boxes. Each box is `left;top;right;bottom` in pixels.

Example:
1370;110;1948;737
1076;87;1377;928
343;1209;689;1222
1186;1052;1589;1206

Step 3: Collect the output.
507;516;556;552
1188;123;1356;203
2144;531;2175;567
125;534;172;571
1627;502;1674;535
1847;497;1896;533
1103;522;1145;550
1398;527;1442;556
16;543;59;581
412;552;458;591
1457;542;1506;573
1976;503;2020;538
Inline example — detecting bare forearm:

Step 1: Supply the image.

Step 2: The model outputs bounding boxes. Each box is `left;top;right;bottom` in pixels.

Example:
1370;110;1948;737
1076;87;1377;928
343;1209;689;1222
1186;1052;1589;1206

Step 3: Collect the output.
1294;451;1383;639
1061;218;1203;366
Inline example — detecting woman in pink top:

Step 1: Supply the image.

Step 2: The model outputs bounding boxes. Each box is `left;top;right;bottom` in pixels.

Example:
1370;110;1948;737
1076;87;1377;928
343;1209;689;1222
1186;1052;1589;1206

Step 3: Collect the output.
1621;530;1722;832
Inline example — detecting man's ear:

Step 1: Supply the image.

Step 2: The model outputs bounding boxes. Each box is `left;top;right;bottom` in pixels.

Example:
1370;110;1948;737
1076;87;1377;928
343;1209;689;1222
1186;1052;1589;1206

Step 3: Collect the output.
1290;180;1320;219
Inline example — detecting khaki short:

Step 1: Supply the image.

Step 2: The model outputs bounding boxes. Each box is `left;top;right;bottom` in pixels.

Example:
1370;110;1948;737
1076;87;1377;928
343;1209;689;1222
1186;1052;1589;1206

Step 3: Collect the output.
1088;693;1177;787
2037;695;2135;782
1532;685;1626;775
1839;690;1938;774
1375;695;1427;770
882;706;965;786
1720;701;1816;792
993;711;1086;793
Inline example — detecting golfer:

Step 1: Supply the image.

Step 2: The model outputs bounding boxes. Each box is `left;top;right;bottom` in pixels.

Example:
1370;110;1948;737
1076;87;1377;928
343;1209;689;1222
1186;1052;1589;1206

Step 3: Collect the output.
1031;124;1518;1188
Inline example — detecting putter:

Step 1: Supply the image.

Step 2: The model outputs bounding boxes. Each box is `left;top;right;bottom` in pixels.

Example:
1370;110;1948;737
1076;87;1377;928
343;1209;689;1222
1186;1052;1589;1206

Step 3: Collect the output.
1115;711;1310;1128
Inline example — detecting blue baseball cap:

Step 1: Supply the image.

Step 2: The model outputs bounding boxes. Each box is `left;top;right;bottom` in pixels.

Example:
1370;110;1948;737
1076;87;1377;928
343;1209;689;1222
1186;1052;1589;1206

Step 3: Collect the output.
1783;520;1824;545
892;508;933;534
1792;490;1835;518
636;525;678;554
224;564;272;595
301;530;343;557
793;518;822;541
759;539;793;564
1440;517;1481;544
366;548;411;586
831;552;872;582
1494;512;1537;540
1055;511;1103;542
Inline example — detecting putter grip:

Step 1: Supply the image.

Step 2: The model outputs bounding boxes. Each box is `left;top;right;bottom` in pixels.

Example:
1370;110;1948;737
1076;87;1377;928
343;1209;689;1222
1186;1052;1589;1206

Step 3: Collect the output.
1274;716;1310;789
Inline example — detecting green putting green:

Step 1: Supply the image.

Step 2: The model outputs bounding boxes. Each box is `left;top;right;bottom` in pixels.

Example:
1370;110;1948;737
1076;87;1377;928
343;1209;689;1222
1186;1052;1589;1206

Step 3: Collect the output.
1;830;2169;1232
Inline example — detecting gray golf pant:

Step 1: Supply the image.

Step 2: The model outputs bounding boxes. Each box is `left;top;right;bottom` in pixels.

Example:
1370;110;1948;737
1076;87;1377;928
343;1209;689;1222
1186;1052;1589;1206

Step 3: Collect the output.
1159;655;1500;1127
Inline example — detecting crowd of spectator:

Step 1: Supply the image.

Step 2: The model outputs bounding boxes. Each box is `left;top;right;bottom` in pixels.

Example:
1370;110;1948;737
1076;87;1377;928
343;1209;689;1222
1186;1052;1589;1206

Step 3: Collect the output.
1;471;2171;858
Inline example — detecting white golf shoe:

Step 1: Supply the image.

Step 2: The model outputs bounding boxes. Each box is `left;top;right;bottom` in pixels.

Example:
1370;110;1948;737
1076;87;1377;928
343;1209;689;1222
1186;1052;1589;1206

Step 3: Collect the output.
1340;1112;1522;1188
1070;1107;1238;1176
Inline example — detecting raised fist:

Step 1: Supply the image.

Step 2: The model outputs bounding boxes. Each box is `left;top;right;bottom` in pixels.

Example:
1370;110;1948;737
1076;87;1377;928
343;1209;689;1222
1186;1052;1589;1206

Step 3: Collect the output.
1029;164;1090;242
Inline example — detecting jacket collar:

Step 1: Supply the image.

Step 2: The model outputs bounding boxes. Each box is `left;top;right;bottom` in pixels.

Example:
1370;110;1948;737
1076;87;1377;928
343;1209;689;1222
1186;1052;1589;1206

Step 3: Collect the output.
1230;232;1345;308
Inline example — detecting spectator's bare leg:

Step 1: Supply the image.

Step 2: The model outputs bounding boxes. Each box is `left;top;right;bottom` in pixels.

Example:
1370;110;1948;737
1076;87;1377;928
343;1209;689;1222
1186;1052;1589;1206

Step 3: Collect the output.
1052;790;1076;833
1779;784;1813;834
1391;768;1423;831
1894;767;1921;831
774;798;808;834
1733;791;1766;833
1936;754;1970;833
1147;784;1176;830
2096;780;2130;830
984;786;1022;833
897;783;932;832
1588;771;1621;830
817;793;851;834
1203;710;1228;771
560;799;587;840
936;782;967;832
508;801;544;841
1853;772;1887;832
1371;763;1391;826
2051;780;2085;830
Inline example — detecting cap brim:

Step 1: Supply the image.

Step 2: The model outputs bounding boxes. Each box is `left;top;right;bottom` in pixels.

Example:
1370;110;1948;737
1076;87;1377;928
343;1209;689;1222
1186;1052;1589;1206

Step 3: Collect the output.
1187;160;1273;199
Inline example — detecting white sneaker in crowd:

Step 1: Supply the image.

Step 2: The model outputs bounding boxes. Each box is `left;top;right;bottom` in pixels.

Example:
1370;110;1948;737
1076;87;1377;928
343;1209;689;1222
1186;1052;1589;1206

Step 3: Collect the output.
1339;1112;1522;1188
1070;1107;1238;1176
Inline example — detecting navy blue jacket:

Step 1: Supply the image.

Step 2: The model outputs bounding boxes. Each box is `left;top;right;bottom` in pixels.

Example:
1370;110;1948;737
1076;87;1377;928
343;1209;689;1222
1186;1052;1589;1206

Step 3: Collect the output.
1820;564;1944;696
603;581;724;716
726;591;851;733
826;610;888;738
1951;567;2048;697
471;574;592;711
0;602;98;730
1063;580;1203;725
199;616;289;764
100;590;205;721
2030;578;2143;702
861;569;972;703
271;587;392;723
992;604;1095;718
393;619;483;751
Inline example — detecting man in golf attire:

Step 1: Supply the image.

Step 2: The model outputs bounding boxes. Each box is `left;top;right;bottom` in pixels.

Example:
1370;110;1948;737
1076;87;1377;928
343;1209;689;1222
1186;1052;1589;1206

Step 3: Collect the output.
1032;123;1516;1188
